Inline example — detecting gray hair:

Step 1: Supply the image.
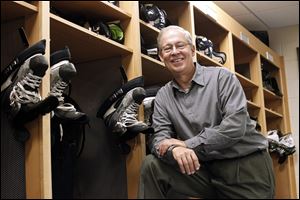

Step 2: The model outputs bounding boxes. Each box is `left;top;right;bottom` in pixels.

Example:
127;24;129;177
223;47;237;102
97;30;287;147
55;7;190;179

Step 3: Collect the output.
157;25;193;50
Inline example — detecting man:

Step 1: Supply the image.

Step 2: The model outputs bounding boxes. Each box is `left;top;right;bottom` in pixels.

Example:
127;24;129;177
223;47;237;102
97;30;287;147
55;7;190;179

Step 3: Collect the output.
138;25;275;199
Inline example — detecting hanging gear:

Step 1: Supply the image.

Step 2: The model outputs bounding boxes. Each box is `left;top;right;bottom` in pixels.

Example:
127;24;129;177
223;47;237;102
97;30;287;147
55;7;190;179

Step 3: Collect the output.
51;94;89;199
1;29;59;142
261;68;282;96
250;116;262;132
140;34;160;61
49;47;88;122
108;22;125;44
108;1;119;6
1;39;46;92
267;130;296;164
139;3;169;30
195;35;227;65
97;67;152;154
90;20;111;39
103;87;148;135
143;86;160;127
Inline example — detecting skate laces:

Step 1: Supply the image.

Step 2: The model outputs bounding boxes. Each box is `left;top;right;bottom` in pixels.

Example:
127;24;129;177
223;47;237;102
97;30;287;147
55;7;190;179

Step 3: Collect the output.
50;79;68;102
9;72;42;105
279;134;295;148
267;130;280;142
120;102;141;127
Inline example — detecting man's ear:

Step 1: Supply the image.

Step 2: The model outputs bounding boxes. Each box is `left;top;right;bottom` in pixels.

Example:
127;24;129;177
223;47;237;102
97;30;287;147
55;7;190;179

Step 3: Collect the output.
191;45;196;56
159;52;164;62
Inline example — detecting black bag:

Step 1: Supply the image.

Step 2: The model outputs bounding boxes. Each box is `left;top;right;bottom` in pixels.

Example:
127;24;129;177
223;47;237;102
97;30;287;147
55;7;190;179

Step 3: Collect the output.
51;94;89;199
262;69;282;96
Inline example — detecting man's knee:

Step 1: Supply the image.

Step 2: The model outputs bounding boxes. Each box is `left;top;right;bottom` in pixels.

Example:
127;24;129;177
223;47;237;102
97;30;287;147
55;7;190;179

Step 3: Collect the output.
141;154;161;175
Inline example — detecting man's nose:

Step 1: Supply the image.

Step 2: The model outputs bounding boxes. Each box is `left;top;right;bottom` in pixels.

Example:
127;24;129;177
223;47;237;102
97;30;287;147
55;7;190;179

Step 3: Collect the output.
170;45;179;54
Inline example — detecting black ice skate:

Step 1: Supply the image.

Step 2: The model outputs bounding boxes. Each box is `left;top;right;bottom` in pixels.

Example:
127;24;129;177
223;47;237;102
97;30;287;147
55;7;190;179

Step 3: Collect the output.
103;87;149;136
195;35;226;64
1;39;46;92
49;47;87;122
2;54;58;125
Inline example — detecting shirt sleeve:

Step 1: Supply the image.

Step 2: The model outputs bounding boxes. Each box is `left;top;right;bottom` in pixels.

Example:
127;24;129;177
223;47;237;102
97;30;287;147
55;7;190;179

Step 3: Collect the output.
185;69;248;155
147;88;178;166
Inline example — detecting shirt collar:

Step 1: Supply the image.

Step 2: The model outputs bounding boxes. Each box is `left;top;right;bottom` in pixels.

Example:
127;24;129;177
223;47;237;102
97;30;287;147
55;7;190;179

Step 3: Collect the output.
171;63;205;91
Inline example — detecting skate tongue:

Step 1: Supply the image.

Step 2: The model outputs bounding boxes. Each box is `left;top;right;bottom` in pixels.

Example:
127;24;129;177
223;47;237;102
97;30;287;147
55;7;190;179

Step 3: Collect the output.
132;87;146;104
1;40;46;92
59;62;77;82
50;46;71;66
29;55;49;77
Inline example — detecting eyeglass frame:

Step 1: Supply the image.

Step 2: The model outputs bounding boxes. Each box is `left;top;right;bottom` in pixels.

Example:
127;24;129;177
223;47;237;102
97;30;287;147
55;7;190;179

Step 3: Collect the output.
160;42;192;54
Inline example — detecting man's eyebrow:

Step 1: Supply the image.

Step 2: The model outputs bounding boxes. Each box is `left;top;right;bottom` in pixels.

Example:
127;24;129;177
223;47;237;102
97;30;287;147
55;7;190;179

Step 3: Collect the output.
163;42;186;46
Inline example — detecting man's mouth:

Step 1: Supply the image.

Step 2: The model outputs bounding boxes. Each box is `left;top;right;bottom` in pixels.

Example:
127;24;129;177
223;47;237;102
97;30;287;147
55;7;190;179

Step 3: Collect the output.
171;58;184;63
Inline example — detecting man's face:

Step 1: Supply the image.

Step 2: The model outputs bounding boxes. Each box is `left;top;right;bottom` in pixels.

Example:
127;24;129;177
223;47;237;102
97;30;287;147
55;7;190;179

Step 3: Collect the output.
159;30;195;75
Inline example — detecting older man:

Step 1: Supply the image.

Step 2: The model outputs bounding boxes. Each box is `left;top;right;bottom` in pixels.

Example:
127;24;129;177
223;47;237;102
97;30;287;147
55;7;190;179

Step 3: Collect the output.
138;25;275;199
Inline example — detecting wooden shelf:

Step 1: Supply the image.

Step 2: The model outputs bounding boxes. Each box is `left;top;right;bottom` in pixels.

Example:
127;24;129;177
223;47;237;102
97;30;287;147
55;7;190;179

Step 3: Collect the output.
141;54;172;86
50;14;133;63
265;108;283;119
1;1;38;22
235;72;258;88
196;51;223;67
193;5;230;60
51;1;131;22
140;20;160;44
247;100;260;110
193;5;228;45
261;53;280;70
263;88;283;101
1;1;295;199
232;34;257;56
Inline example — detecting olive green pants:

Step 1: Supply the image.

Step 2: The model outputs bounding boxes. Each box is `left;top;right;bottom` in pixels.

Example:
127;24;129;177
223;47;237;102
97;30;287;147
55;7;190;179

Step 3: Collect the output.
138;150;275;199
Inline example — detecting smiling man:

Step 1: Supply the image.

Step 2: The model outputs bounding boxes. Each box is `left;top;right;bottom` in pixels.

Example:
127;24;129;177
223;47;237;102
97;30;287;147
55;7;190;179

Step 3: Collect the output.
138;25;275;199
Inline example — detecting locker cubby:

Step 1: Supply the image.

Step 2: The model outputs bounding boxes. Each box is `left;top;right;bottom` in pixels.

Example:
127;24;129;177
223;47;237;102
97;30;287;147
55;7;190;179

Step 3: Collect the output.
193;5;230;68
1;1;296;199
261;56;283;97
232;35;259;82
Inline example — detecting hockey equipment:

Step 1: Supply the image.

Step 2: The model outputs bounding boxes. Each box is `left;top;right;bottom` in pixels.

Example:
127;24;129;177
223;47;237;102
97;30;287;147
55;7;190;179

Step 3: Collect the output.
103;87;148;136
267;130;296;164
51;95;89;199
267;130;280;153
1;39;46;92
277;133;296;164
139;3;169;30
141;34;160;61
1;44;58;121
108;1;119;6
1;39;60;142
18;27;29;48
250;116;261;132
143;86;160;127
108;23;124;44
90;20;111;39
49;47;87;122
97;76;145;119
262;68;282;96
143;96;155;126
195;35;226;65
97;66;152;154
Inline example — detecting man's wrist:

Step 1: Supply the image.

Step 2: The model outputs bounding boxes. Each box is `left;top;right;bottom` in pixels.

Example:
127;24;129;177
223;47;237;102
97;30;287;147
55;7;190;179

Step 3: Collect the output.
167;144;181;152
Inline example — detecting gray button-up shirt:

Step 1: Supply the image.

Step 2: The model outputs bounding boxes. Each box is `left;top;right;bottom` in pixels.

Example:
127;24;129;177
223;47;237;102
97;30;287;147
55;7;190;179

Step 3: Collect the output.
149;63;268;164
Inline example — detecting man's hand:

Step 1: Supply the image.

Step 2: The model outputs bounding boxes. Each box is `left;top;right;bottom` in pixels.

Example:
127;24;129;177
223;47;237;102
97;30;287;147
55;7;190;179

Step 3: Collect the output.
172;146;200;175
157;138;186;156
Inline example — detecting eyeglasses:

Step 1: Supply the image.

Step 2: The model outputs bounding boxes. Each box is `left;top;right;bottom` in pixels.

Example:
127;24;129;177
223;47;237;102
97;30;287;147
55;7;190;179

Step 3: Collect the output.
161;42;190;54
